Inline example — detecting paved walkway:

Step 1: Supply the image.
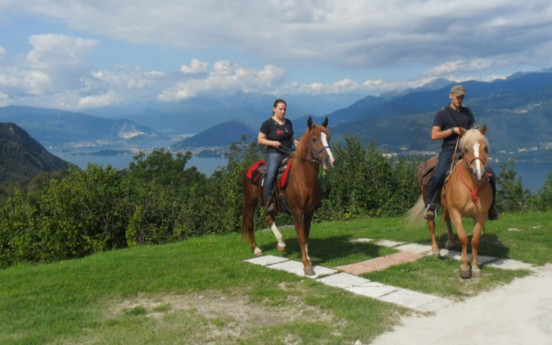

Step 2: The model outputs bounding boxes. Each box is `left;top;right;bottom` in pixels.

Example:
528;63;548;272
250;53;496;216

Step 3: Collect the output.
244;238;534;313
370;263;552;345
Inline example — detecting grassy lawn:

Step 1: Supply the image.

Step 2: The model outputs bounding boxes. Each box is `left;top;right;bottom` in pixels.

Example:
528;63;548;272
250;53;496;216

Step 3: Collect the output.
1;212;550;345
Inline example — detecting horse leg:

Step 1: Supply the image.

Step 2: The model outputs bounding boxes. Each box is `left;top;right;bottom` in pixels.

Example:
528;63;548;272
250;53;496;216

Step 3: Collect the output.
470;219;486;278
242;182;263;256
444;210;455;250
243;206;262;256
264;215;286;252
450;210;471;278
427;219;439;256
293;211;314;276
303;211;314;265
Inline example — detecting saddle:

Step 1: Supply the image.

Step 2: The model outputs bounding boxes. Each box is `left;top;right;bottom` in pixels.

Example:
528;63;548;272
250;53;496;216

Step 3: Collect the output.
416;153;463;187
246;157;293;214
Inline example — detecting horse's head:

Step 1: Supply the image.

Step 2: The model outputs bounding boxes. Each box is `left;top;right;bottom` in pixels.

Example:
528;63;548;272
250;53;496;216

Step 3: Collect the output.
305;117;335;169
460;125;489;183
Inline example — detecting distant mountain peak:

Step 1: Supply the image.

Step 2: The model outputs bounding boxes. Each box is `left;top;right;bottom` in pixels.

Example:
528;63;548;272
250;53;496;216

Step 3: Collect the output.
172;120;255;149
0;122;69;184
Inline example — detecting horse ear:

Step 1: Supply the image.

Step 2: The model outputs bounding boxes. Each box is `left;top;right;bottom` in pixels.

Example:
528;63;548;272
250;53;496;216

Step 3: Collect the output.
322;117;328;128
307;116;313;129
480;124;487;135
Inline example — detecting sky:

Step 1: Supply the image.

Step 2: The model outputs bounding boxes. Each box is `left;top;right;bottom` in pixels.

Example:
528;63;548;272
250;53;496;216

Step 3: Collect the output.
0;0;551;111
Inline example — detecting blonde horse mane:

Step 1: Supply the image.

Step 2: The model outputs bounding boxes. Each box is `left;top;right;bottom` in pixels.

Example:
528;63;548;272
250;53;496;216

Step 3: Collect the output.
460;128;489;152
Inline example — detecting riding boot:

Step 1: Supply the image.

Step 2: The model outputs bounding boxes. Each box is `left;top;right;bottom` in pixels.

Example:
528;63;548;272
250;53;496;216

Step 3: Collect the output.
424;203;437;220
488;173;501;221
265;196;276;215
488;203;501;220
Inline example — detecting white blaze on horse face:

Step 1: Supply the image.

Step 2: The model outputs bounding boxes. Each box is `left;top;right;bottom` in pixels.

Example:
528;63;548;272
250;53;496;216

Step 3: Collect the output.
473;142;482;180
320;132;335;166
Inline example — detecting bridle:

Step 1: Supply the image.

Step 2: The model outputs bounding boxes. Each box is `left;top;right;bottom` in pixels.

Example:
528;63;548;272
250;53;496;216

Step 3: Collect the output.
308;129;333;167
460;144;490;205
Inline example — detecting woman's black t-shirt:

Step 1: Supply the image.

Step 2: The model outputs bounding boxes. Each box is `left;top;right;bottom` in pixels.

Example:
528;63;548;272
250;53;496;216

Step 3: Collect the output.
259;117;294;154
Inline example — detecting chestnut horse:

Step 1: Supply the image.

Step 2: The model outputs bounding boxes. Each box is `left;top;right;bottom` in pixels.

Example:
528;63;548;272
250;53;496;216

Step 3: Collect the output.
242;117;334;275
409;126;493;278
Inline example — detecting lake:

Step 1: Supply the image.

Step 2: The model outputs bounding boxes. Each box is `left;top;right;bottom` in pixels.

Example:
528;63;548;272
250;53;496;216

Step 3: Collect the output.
55;152;551;193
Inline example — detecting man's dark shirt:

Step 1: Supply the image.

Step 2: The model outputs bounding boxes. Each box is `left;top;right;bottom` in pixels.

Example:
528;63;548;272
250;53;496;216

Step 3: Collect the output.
433;105;475;148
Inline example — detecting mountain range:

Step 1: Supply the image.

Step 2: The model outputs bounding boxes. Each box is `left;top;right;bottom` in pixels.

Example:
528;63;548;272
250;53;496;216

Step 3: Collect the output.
0;123;69;184
1;69;551;162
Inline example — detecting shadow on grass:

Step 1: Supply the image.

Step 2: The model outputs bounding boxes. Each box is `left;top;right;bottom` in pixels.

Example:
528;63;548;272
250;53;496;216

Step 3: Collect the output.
262;230;511;268
264;234;388;266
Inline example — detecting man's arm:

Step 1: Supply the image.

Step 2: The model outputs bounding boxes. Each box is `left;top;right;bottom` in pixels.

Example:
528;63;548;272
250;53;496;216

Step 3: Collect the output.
430;125;461;141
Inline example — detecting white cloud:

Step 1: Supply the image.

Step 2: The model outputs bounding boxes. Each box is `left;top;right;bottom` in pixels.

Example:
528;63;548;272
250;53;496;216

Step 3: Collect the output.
180;59;208;75
159;61;285;101
0;1;551;109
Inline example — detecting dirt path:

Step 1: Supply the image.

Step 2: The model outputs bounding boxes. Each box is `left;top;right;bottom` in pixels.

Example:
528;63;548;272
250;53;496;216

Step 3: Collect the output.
369;264;552;345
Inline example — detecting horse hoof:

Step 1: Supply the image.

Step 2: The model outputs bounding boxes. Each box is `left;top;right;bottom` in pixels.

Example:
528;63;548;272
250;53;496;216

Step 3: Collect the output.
253;247;263;256
432;250;440;258
472;268;482;278
446;241;455;250
460;266;471;279
277;244;286;252
303;267;315;276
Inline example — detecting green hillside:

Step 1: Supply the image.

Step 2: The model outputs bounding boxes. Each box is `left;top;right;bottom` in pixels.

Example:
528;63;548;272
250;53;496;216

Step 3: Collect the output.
0;122;69;184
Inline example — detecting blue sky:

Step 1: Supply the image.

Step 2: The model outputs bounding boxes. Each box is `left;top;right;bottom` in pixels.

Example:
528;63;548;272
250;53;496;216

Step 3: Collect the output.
1;0;551;111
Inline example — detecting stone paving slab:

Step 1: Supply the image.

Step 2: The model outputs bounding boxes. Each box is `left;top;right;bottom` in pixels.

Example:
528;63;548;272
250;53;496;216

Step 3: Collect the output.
485;258;536;271
350;238;374;244
266;257;338;279
316;272;370;288
244;255;289;266
395;243;433;255
375;239;405;248
337;251;422;275
378;288;453;312
346;283;399;299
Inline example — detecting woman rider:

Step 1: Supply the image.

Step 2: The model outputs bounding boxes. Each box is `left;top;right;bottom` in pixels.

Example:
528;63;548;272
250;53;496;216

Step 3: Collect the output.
258;99;299;213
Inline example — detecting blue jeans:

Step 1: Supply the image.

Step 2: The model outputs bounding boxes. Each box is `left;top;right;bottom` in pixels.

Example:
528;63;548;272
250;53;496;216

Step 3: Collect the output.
264;152;287;202
426;146;497;208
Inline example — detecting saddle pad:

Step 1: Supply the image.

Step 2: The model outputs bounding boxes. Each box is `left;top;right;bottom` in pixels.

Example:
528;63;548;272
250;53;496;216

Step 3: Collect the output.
246;160;265;187
246;159;293;189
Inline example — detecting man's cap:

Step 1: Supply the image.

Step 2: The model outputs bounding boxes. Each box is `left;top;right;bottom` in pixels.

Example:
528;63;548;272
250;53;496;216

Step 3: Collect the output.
450;84;466;96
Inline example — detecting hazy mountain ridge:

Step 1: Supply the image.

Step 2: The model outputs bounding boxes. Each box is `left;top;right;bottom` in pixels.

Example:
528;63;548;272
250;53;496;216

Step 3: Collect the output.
0;106;160;148
172;121;255;149
0;122;70;184
1;70;551;161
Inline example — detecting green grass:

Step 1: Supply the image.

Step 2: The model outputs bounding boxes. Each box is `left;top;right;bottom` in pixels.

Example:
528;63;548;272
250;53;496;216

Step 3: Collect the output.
1;212;550;344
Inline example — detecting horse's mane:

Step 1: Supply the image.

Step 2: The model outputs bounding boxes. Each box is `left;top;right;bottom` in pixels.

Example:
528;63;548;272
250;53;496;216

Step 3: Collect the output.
295;127;310;157
460;128;489;151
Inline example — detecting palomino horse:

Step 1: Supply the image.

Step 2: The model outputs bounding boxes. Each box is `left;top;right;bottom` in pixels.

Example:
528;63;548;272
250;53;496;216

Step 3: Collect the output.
410;125;493;278
242;117;335;275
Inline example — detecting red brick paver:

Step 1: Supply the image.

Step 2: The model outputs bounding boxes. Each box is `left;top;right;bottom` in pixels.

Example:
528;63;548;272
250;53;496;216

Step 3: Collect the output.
337;251;423;275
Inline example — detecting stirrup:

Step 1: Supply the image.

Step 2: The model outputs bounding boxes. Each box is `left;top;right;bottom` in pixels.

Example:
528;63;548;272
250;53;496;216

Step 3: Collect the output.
424;204;436;220
265;198;276;214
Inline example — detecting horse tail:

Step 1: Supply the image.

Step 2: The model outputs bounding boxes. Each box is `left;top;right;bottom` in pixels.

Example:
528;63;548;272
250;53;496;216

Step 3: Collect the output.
241;170;256;243
405;194;426;228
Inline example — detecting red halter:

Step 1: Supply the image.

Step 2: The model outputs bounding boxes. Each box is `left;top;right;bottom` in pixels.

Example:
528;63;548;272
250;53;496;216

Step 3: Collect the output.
459;156;490;205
